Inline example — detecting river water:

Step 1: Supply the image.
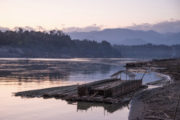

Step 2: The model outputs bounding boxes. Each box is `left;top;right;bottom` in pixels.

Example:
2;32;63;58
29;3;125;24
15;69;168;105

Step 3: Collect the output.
0;58;162;120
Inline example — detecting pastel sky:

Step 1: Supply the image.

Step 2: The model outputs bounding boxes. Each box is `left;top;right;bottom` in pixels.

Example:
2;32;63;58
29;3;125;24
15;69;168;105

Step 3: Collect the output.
0;0;180;29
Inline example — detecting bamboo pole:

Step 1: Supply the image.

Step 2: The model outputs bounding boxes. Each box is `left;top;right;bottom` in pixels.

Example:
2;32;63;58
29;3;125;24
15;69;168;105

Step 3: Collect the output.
126;69;127;80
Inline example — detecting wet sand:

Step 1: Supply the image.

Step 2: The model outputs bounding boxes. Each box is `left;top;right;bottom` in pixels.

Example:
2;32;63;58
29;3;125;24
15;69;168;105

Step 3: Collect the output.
128;59;180;120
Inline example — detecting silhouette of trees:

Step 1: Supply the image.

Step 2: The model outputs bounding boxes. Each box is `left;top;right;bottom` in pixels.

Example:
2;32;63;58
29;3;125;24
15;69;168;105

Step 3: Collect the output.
0;29;121;58
1;28;179;58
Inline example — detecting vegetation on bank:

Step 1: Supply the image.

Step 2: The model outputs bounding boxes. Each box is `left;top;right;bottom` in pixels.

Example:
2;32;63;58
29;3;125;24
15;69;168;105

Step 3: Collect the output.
0;29;120;58
0;28;180;58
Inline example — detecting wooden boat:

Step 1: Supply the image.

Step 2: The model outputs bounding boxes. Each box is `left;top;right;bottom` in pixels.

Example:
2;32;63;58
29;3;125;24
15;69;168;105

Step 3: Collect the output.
78;79;142;97
15;69;145;104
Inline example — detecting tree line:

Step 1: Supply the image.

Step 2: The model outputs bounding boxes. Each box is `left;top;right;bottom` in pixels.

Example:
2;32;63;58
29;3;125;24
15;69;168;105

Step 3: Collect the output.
0;28;179;58
0;29;120;58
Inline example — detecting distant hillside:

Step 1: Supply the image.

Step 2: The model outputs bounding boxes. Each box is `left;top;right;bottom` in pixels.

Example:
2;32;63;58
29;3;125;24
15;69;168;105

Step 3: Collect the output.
127;20;180;33
68;28;180;45
0;29;180;59
0;29;120;58
114;44;180;58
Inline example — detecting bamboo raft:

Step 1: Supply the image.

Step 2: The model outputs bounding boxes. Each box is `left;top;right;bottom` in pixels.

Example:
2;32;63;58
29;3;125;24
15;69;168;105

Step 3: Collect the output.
15;79;144;104
78;79;142;97
15;70;146;104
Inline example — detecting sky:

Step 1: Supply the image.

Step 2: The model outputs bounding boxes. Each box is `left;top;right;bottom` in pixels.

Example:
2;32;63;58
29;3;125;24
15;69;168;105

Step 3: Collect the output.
0;0;180;30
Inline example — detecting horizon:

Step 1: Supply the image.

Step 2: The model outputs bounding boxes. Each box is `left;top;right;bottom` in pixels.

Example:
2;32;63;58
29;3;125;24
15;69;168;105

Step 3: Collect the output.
1;20;180;33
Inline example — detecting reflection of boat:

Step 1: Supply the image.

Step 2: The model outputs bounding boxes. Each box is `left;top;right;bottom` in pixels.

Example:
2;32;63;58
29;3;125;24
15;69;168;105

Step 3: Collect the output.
75;101;129;113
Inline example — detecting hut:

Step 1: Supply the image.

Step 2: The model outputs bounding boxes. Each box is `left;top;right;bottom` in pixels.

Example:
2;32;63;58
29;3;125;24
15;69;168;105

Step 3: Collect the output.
78;69;143;97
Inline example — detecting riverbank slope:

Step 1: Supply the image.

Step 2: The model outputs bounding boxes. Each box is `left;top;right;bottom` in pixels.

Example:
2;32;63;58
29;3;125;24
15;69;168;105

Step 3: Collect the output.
127;59;180;120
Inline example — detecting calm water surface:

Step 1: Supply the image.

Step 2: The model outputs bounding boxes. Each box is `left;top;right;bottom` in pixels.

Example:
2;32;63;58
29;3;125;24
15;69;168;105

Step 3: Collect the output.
0;58;161;120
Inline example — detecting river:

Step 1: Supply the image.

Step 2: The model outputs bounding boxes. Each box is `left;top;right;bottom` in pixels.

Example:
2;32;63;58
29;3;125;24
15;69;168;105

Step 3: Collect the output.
0;58;162;120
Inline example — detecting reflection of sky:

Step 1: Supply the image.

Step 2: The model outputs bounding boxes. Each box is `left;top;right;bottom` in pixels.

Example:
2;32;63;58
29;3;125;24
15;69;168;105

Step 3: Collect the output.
0;84;129;120
0;58;132;83
120;72;162;84
69;66;122;82
0;58;161;84
138;72;162;84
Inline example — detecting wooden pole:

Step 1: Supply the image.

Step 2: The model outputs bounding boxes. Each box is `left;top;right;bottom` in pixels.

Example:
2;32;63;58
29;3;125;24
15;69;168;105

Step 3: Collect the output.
120;73;121;80
126;69;127;80
141;71;146;80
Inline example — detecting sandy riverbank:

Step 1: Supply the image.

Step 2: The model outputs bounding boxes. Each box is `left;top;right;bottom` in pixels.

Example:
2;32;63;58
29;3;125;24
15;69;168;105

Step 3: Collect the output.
127;59;180;120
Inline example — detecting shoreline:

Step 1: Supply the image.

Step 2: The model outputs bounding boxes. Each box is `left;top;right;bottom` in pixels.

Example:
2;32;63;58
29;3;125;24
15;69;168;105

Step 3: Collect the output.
127;58;180;120
146;72;172;86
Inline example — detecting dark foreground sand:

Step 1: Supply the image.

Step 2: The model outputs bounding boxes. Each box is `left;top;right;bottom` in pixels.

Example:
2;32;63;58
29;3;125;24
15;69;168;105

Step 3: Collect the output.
127;59;180;120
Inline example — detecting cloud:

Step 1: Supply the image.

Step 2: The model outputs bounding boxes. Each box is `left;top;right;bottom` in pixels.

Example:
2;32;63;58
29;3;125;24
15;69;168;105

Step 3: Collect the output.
0;26;10;32
62;24;102;33
63;20;180;33
0;25;102;33
0;26;49;32
1;20;180;33
127;20;180;33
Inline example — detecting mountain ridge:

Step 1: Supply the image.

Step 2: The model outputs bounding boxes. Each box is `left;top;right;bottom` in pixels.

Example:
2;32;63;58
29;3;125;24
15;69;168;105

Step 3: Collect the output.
68;28;180;45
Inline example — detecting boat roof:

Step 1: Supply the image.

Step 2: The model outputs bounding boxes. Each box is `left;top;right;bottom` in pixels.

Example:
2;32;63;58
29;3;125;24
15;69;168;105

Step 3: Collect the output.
111;70;136;78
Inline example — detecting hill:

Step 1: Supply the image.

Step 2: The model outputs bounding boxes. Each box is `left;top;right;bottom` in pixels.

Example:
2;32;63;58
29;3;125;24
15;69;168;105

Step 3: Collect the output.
68;28;180;45
0;29;120;58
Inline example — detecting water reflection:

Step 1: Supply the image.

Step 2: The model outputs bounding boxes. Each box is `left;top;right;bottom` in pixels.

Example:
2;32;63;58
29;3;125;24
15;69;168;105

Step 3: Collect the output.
0;58;140;120
0;59;120;83
72;101;129;113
